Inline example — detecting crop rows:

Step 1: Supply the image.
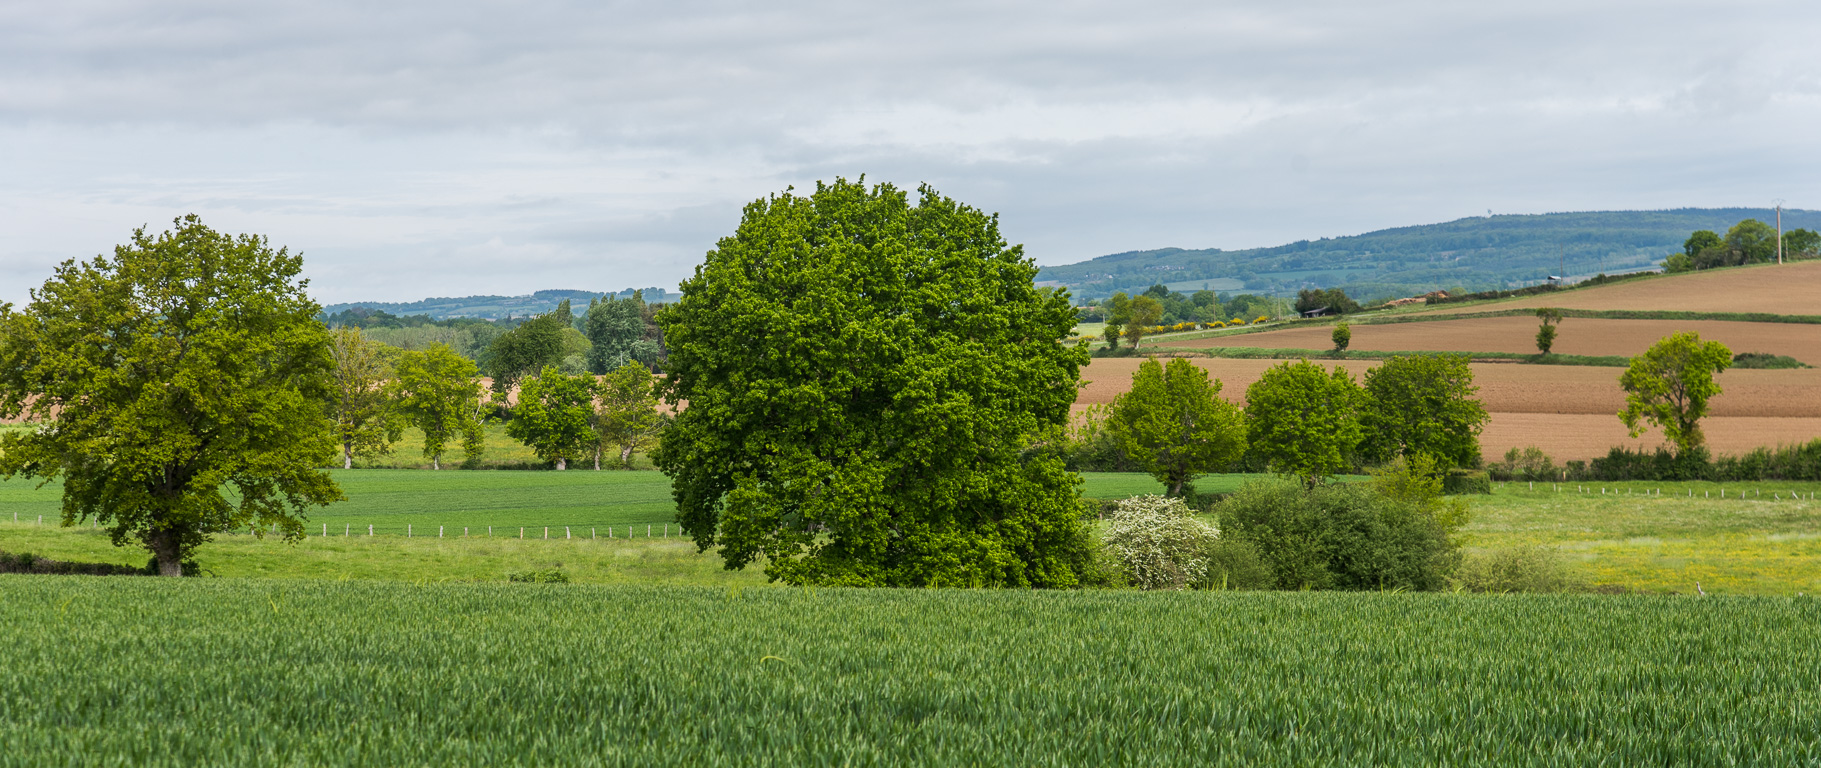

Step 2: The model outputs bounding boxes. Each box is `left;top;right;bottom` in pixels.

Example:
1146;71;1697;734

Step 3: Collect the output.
1;578;1816;766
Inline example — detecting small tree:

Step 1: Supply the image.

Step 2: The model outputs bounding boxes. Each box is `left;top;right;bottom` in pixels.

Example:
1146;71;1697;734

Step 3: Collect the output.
1244;360;1365;486
1619;332;1732;455
1102;292;1128;350
483;314;567;397
1331;322;1351;354
328;327;402;469
1123;295;1163;348
507;366;598;470
584;292;649;373
1359;354;1489;468
1102;495;1219;590
394;344;486;470
0;215;342;575
1108;358;1246;496
1534;307;1562;355
593;361;662;469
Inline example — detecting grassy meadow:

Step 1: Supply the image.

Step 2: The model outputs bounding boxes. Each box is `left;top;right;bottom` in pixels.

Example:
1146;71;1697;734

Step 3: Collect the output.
1;578;1817;766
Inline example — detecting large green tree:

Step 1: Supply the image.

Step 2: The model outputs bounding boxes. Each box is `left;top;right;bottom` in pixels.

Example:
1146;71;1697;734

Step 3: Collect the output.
1122;295;1163;348
0;215;343;575
393;344;486;470
483;315;567;396
592;360;662;469
655;178;1094;587
1244;360;1365;486
506;366;598;470
1359;355;1489;468
328;327;402;469
1108;358;1246;496
1619;332;1732;455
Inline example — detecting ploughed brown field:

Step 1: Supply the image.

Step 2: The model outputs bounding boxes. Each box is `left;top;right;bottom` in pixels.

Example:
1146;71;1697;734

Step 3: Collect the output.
1167;316;1821;364
1076;357;1821;461
1420;260;1821;316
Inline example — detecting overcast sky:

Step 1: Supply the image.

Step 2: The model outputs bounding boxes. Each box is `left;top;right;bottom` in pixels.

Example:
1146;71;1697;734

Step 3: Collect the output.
4;0;1819;305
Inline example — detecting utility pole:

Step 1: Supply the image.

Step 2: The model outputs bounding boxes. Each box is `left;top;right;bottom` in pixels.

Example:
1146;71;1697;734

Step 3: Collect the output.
1775;200;1785;264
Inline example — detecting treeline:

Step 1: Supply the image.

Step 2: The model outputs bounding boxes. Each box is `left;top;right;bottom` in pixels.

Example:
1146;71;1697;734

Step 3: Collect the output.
1662;218;1820;272
1492;442;1821;483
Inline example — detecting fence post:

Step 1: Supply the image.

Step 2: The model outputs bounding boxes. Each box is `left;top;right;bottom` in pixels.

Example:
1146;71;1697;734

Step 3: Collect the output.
566;527;571;539
346;524;349;536
648;524;651;537
369;524;373;536
544;527;549;539
592;528;596;540
520;527;524;539
323;523;327;537
408;524;412;538
465;527;469;537
440;525;444;538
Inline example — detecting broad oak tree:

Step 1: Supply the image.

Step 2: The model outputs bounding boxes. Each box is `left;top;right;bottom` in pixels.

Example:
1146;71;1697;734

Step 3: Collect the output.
1358;354;1489;468
393;344;486;470
1244;359;1365;487
1108;358;1246;496
1619;332;1732;455
655;178;1094;587
328;327;402;469
506;366;597;470
0;215;343;575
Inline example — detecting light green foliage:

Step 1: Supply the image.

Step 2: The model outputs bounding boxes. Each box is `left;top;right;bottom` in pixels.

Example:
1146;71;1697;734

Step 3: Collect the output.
393;344;486;470
1244;360;1365;485
328;327;402;469
1123;295;1163;347
1784;228;1821;259
1359;355;1489;468
594;361;662;469
0;215;342;576
506;366;598;470
1453;545;1585;593
5;581;1821;765
1488;446;1558;482
1619;332;1732;455
1330;322;1350;353
483;315;568;395
1661;252;1695;273
656;178;1093;587
1101;494;1219;590
1108;358;1245;495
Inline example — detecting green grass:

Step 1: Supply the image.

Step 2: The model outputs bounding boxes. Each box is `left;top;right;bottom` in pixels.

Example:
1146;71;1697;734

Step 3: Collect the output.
1;579;1816;765
1463;480;1821;595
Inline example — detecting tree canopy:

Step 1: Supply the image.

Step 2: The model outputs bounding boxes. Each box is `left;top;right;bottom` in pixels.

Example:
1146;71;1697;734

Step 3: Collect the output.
1619;332;1732;455
393;344;486;470
1244;360;1365;486
505;366;598;470
655;178;1094;587
1108;358;1246;496
1359;355;1489;468
328;327;402;469
483;315;567;395
592;360;663;469
0;215;342;575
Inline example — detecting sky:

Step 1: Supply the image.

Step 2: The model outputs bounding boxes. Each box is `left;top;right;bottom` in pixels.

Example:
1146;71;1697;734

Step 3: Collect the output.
4;0;1821;306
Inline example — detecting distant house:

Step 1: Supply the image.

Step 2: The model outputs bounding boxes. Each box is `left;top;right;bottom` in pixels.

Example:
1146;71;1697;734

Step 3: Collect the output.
1300;306;1333;318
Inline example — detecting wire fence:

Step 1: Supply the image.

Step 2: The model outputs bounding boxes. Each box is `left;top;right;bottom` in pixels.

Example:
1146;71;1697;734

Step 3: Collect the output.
5;513;685;541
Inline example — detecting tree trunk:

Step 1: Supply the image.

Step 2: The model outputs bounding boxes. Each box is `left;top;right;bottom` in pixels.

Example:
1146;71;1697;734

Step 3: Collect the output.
556;458;567;471
147;528;183;577
433;453;441;471
343;442;353;470
594;449;601;471
1170;478;1185;497
620;444;634;468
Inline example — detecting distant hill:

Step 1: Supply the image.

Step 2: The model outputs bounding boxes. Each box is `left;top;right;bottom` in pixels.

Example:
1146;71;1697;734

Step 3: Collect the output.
1037;208;1821;301
320;288;676;320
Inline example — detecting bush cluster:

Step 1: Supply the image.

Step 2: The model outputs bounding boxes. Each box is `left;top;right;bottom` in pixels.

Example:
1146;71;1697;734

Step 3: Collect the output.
1211;480;1463;591
507;569;571;583
1490;440;1821;483
1451;546;1585;593
0;551;159;576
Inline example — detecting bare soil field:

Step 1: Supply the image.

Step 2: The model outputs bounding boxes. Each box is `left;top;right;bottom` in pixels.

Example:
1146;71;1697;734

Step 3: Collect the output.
1077;356;1821;460
1419;260;1821;316
1167;316;1821;364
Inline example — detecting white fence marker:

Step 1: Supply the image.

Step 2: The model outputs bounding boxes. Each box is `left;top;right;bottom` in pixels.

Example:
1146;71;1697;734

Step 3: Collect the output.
648;524;652;537
520;527;524;539
566;527;571;539
465;527;469;538
323;524;327;537
440;525;444;538
369;524;373;536
544;526;549;539
408;524;412;538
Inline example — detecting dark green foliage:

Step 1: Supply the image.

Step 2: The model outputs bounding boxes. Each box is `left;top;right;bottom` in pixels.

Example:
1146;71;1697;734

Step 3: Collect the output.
1587;446;1714;481
0;551;148;576
1426;271;1655;305
1487;446;1560;482
1442;469;1492;495
1201;537;1273;589
505;367;598;470
483;315;568;395
506;569;570;583
1215;481;1461;591
656;178;1094;587
0;215;344;576
1296;288;1360;315
1358;355;1489;468
1580;440;1821;482
584;291;665;373
1732;352;1809;369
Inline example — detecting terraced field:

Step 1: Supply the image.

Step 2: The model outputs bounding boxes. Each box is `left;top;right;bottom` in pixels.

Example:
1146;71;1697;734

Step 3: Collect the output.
1418;260;1821;316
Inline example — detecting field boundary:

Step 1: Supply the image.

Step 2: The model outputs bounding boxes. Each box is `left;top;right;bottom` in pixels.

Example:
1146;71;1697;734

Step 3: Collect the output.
1131;346;1632;367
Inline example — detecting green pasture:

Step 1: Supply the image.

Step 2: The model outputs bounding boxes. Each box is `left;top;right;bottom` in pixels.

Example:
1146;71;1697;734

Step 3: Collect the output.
1;579;1817;765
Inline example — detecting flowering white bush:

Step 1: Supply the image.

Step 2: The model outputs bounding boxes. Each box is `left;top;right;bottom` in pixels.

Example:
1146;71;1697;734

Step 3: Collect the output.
1102;495;1219;590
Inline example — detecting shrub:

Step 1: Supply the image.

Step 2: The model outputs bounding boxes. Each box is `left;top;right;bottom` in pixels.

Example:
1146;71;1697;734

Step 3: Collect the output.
1443;469;1492;495
508;569;570;583
1588;446;1711;481
1201;537;1273;590
1102;495;1219;590
1215;481;1461;591
1487;446;1557;482
1452;546;1584;593
0;551;152;576
1732;352;1809;370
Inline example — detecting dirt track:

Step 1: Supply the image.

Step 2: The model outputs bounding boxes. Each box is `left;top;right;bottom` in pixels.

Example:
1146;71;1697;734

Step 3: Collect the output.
1076;356;1821;460
1168;316;1821;364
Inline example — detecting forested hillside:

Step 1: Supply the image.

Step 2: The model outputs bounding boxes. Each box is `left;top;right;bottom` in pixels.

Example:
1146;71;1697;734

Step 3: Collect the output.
320;287;674;320
1038;208;1821;301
